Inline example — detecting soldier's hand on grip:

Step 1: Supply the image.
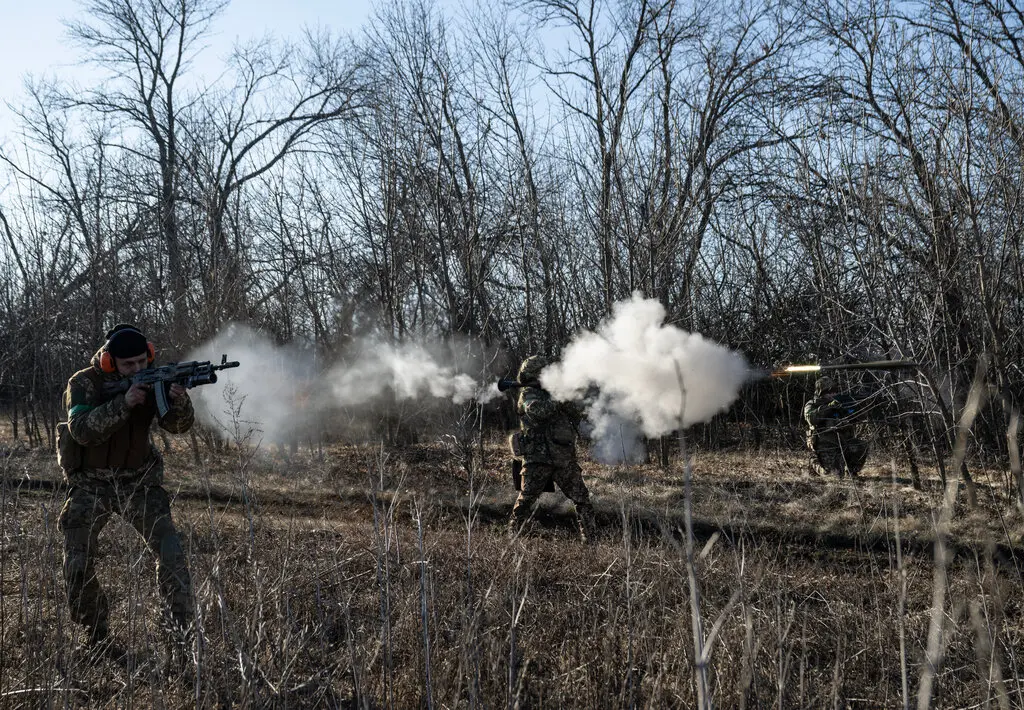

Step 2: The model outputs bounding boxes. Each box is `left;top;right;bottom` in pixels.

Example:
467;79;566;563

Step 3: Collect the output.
125;382;151;408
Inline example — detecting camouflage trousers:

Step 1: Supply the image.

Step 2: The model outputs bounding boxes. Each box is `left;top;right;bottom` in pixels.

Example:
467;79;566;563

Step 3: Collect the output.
510;461;596;542
808;431;868;478
58;475;192;639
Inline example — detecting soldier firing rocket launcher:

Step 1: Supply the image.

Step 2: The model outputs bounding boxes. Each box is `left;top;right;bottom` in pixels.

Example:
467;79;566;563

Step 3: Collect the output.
769;360;920;425
104;354;240;417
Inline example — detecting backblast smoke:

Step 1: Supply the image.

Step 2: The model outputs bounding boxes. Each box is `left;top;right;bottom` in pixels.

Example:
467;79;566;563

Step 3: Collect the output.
186;323;498;444
541;294;751;463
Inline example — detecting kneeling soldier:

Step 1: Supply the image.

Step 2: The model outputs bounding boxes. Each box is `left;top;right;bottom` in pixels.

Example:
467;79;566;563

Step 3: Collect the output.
803;375;868;478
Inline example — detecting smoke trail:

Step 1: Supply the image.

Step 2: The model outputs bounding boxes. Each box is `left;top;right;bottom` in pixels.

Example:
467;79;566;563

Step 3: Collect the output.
185;324;317;444
541;294;751;461
327;340;489;406
186;324;500;442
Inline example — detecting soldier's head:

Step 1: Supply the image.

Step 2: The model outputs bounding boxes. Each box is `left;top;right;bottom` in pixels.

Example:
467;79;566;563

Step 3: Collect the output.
517;355;549;386
100;324;155;376
814;375;836;397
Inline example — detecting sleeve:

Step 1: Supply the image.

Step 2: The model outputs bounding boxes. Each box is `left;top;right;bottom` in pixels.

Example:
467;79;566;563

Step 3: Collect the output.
806;396;850;429
65;374;131;446
804;397;829;428
558;401;585;426
803;400;815;427
158;391;194;434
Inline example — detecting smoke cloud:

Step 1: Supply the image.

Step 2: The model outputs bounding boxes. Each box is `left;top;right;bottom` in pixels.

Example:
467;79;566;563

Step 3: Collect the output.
183;297;749;460
541;294;751;463
186;323;499;443
327;342;485;406
585;405;648;464
185;324;314;443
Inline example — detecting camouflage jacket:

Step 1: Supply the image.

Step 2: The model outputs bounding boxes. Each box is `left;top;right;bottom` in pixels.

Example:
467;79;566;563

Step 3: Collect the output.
57;347;194;481
516;385;579;465
803;394;858;436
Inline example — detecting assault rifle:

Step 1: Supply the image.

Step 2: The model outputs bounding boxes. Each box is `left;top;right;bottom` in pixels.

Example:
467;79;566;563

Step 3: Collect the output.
770;361;919;422
103;354;240;417
821;393;860;419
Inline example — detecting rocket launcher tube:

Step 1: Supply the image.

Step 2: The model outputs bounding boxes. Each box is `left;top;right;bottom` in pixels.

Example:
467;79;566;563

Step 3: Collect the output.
771;361;919;377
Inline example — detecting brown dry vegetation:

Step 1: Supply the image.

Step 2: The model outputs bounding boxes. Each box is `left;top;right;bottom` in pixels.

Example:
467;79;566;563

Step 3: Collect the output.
2;434;1024;709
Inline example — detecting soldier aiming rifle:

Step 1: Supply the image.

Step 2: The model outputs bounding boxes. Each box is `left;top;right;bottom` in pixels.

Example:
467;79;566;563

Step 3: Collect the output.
803;376;871;478
55;323;239;660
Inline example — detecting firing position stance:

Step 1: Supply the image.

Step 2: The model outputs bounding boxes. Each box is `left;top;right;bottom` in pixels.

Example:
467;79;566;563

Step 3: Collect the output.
507;355;596;542
803;375;868;478
56;324;194;650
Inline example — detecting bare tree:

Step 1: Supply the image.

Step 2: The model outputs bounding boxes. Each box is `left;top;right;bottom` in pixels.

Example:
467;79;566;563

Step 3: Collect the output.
182;29;366;336
64;0;228;345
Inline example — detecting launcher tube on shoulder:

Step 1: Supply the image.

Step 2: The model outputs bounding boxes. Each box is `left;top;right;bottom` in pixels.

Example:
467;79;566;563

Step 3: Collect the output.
497;378;522;392
104;354;241;416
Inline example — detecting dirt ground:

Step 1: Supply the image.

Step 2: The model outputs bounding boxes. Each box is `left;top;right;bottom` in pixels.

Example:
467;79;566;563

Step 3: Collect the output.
2;435;1023;708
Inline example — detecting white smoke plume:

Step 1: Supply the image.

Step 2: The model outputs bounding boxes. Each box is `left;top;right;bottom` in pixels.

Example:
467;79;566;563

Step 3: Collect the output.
541;294;751;462
586;402;648;465
327;341;487;406
185;323;500;443
185;324;317;443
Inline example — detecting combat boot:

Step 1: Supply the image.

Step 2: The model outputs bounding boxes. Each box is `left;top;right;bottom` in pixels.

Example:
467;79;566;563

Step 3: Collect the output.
80;621;128;664
508;516;536;539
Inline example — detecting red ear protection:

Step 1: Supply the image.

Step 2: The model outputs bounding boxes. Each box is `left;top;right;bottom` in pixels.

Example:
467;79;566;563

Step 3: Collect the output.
99;331;156;374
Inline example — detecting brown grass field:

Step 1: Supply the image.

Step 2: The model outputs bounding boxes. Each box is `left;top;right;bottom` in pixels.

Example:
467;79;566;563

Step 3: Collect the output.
1;431;1023;709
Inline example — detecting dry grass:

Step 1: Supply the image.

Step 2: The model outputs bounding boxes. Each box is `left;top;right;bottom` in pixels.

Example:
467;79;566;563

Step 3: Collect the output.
1;434;1023;708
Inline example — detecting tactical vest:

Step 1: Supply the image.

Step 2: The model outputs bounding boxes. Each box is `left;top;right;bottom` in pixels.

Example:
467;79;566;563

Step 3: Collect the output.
517;387;577;465
64;367;156;471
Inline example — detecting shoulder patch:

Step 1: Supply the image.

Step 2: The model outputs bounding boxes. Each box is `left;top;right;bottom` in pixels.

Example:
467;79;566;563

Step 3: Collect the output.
69;403;95;418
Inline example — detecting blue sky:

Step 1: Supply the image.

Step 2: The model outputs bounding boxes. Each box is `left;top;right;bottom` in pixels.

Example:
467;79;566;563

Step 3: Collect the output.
0;0;382;141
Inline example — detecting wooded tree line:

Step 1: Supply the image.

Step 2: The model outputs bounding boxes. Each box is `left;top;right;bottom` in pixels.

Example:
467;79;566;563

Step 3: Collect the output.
1;0;1021;467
